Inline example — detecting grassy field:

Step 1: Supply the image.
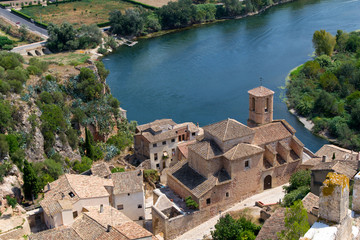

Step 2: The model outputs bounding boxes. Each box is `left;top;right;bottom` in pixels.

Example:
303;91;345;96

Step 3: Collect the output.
36;51;91;65
20;0;136;25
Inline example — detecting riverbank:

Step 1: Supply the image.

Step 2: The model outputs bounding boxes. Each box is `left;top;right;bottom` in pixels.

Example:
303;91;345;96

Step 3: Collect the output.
121;0;296;42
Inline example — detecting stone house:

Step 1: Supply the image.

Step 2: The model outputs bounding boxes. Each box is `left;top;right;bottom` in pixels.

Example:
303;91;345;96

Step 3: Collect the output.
134;119;202;171
40;170;145;229
29;205;155;240
166;86;304;210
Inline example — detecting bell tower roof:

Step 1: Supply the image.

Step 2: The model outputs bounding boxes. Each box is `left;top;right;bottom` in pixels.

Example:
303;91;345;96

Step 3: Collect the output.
248;86;274;97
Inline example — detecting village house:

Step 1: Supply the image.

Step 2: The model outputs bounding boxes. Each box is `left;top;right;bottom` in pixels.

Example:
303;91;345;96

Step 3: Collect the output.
134;119;203;171
29;205;155;240
152;86;305;239
40;170;145;229
300;144;359;196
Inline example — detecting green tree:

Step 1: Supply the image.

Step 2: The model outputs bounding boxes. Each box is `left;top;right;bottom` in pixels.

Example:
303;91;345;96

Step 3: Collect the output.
0;100;13;133
84;127;94;159
318;72;339;92
223;0;243;16
72;156;93;173
157;0;196;29
335;30;349;52
23;159;41;200
19;25;28;41
312;30;336;56
277;200;310;240
282;170;311;207
211;214;261;240
47;22;79;52
78;24;102;49
110;9;145;36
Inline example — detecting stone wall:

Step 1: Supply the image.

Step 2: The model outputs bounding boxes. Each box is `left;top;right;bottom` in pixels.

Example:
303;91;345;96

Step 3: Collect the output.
167;173;198;203
352;172;360;213
319;173;349;223
277;141;290;162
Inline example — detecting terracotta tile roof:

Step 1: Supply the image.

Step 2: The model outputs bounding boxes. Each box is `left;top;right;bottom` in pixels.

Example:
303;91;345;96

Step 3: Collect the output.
114;221;153;239
301;157;322;168
136;119;176;132
83;205;132;228
72;214;106;240
253;121;293;146
112;170;143;195
96;227;128;240
256;208;286;240
170;161;230;198
188;140;222;160
302;192;319;213
177;140;196;159
248;86;274;97
66;174;113;198
203;118;254;142
311;161;357;179
91;162;111;178
315;144;358;161
142;130;178;143
223;143;264;160
29;226;82;240
41;174;113;216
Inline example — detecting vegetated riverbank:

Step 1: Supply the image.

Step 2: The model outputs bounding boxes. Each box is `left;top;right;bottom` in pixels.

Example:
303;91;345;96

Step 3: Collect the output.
286;29;360;150
116;0;296;41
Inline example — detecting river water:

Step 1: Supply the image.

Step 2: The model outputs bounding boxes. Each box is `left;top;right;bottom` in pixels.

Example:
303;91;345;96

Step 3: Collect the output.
104;0;360;152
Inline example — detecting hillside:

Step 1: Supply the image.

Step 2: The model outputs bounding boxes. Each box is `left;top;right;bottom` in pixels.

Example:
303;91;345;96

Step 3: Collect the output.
0;51;136;201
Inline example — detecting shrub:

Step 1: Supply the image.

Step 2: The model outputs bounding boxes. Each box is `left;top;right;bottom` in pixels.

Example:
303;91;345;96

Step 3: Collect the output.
111;167;125;173
185;196;199;209
72;156;93;173
6;195;17;208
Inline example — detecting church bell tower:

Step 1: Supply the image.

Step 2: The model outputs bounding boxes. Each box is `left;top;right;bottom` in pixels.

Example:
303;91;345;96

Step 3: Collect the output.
247;86;274;127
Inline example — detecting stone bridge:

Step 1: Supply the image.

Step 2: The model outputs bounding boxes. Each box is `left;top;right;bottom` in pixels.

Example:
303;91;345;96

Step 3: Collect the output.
11;41;51;56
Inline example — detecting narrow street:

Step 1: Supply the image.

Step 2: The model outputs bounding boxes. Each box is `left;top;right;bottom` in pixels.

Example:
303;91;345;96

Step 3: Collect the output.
175;184;287;240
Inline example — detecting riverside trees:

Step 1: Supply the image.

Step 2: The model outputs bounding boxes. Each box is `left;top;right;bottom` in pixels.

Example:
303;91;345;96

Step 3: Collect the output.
287;30;360;150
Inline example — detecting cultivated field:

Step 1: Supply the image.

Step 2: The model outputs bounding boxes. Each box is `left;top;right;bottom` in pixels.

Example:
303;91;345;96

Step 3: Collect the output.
135;0;174;8
20;0;136;25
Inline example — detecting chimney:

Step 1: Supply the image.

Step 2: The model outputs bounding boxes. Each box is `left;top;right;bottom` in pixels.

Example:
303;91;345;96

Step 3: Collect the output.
322;155;327;162
47;183;51;192
107;225;111;232
100;204;103;213
61;193;65;199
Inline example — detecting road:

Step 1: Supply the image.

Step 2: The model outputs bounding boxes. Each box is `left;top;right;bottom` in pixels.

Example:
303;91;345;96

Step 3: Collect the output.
0;8;48;37
175;184;287;240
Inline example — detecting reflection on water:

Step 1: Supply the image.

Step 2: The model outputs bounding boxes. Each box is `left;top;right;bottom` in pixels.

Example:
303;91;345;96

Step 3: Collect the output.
104;0;360;152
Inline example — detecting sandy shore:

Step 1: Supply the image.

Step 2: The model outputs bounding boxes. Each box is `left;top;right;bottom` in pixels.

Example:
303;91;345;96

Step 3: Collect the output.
289;109;314;131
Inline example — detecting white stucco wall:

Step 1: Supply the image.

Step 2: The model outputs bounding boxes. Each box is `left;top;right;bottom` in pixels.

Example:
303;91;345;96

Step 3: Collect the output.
62;209;74;226
73;196;110;215
113;191;145;221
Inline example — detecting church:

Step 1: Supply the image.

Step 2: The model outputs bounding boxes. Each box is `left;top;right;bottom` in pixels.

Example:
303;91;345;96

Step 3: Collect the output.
166;86;304;210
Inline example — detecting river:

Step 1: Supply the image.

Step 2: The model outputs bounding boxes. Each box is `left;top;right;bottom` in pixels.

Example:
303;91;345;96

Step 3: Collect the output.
103;0;360;152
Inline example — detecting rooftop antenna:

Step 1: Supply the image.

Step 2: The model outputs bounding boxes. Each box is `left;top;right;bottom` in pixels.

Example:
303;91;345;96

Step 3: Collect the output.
260;77;263;86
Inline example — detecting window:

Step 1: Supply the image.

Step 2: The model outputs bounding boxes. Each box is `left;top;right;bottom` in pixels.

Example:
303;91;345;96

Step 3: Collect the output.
154;153;158;160
252;97;255;111
172;148;175;156
156;163;160;168
138;204;143;208
162;141;166;145
117;204;124;210
73;211;78;219
245;160;250;169
171;138;175;143
226;192;229;197
139;216;144;220
178;136;181;141
127;193;130;196
265;98;269;112
206;198;211;205
192;132;196;136
69;192;75;198
153;143;157;148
